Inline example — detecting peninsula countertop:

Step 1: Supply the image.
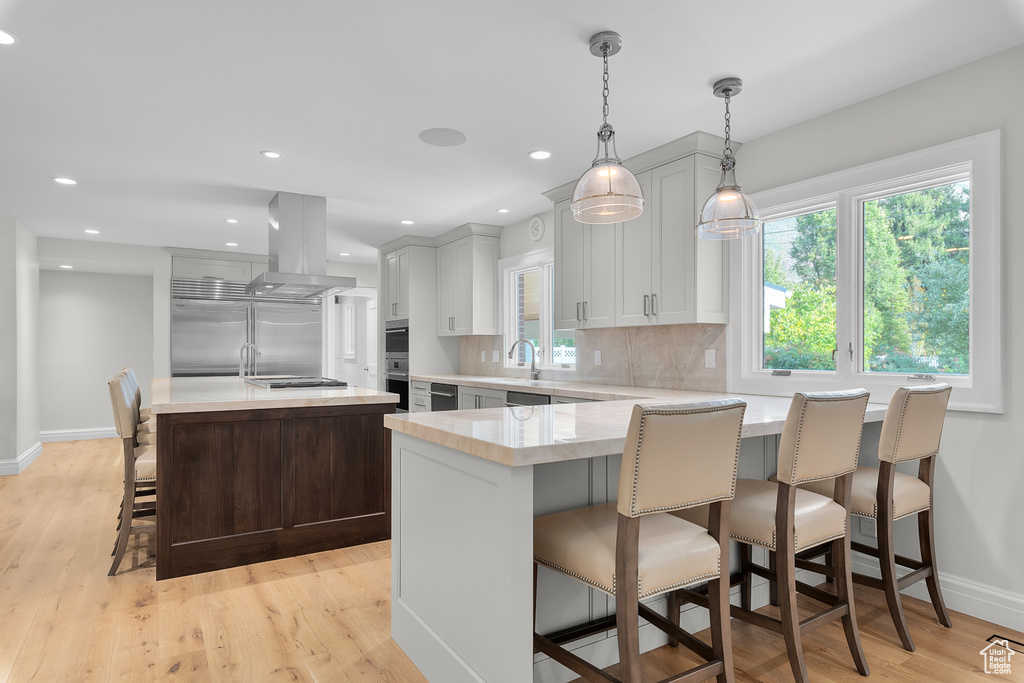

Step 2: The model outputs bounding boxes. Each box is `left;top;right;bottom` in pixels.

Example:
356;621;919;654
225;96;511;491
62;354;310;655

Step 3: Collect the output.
385;390;889;467
152;376;399;414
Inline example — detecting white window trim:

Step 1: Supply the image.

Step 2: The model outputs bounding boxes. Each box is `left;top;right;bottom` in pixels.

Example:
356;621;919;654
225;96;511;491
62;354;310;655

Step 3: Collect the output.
499;248;573;371
727;130;1002;413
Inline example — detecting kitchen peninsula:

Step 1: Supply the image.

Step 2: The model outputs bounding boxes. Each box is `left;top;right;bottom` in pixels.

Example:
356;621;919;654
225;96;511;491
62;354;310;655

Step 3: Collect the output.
152;377;398;580
384;391;888;683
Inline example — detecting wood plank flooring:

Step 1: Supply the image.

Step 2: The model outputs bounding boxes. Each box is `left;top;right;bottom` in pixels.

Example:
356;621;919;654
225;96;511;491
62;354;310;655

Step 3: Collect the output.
1;439;1021;682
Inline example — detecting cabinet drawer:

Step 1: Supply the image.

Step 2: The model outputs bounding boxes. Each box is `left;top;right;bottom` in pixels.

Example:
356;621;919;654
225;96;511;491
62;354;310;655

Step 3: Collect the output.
172;257;252;283
410;397;431;412
411;380;430;394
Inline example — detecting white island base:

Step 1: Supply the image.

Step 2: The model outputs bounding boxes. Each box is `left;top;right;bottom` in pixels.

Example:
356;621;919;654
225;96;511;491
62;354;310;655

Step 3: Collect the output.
387;397;886;683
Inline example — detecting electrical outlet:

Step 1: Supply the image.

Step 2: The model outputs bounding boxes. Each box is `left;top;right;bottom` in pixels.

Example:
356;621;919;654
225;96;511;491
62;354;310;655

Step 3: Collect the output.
705;349;716;369
480;351;486;363
492;350;499;363
859;518;876;538
594;349;602;366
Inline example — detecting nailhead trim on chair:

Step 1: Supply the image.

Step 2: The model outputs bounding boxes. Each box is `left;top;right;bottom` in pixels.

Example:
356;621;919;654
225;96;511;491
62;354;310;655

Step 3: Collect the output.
626;403;745;517
729;520;847;552
787;391;867;486
889;385;949;463
534;557;722;599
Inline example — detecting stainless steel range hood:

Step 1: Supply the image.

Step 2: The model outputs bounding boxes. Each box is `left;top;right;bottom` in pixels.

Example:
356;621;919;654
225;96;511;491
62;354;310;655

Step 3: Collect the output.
244;192;356;299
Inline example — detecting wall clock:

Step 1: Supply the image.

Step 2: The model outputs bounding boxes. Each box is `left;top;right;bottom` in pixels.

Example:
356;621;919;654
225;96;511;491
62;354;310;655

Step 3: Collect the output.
529;216;545;241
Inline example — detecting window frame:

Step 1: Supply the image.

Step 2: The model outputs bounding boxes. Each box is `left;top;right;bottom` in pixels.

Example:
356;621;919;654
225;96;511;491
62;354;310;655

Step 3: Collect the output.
499;248;575;371
727;130;1002;412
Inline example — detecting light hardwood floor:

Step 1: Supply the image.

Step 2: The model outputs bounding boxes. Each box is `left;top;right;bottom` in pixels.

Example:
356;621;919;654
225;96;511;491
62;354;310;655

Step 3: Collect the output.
1;439;1020;682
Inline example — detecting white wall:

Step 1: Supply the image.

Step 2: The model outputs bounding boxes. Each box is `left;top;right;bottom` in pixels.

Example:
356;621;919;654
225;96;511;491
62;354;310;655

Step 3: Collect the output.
737;44;1024;627
326;260;378;288
38;271;154;436
16;222;40;457
500;211;553;259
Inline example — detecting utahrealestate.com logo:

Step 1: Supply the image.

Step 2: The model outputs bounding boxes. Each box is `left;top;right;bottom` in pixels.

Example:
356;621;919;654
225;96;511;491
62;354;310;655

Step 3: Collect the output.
980;638;1016;675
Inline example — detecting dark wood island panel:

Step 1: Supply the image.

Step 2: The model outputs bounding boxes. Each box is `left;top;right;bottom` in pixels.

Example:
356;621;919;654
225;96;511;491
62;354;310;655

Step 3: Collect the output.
156;402;393;580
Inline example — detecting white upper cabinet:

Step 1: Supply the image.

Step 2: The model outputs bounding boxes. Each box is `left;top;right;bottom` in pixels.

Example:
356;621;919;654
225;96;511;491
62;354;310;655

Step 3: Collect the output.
437;234;499;336
612;153;729;327
383;246;410;321
171;256;252;283
552;201;615;330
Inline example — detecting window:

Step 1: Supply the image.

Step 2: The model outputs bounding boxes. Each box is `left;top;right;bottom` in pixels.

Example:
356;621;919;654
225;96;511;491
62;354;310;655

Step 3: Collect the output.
501;250;576;369
729;131;1001;412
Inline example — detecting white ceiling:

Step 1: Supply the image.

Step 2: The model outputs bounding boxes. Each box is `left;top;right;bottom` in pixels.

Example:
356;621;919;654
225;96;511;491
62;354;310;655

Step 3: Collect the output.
2;0;1023;264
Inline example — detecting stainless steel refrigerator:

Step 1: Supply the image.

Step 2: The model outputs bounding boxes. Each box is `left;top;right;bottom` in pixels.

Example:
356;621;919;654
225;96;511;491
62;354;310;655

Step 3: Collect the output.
171;282;323;377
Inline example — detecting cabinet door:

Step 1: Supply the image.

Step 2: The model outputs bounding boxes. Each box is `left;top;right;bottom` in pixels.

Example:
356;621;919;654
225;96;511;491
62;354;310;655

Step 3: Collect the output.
385;251;399;320
582;222;616;328
436;242;457;335
458;386;478;410
553;201;584;330
479;390;507;409
615;171;654;327
452;238;475;335
395;247;410;319
172;257;252;283
692;153;729;323
651;157;696;325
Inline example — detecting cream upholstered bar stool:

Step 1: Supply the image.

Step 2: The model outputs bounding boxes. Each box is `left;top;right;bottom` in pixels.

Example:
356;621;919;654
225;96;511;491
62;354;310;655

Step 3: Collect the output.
675;389;871;683
533;399;746;683
120;367;154;444
796;384;953;652
108;373;157;576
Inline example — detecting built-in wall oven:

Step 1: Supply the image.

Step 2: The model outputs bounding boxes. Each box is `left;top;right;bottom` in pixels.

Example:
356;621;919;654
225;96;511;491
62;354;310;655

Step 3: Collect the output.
384;319;410;412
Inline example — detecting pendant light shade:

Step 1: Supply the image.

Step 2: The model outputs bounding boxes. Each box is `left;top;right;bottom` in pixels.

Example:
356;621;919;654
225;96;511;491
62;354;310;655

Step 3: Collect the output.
697;78;761;240
571;32;644;224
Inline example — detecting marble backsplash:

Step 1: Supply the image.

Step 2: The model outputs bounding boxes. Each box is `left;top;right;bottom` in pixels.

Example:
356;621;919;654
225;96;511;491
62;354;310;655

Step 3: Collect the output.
459;323;727;392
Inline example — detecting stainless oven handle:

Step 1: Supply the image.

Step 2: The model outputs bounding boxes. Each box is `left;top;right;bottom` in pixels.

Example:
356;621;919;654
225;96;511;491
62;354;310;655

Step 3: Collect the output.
429;391;456;398
384;328;409;334
389;373;409;380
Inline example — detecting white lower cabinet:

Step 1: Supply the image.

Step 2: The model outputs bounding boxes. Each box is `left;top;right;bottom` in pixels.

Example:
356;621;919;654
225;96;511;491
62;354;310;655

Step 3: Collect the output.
410;381;431;413
551;396;594;404
458;386;507;410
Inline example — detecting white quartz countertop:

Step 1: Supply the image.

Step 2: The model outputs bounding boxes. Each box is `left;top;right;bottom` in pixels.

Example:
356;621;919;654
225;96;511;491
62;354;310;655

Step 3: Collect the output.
385;390;889;467
410;373;708;401
152;377;399;414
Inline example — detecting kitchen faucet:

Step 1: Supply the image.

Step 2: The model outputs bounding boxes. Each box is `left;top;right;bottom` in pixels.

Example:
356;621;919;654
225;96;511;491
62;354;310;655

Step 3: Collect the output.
239;342;262;379
507;338;540;380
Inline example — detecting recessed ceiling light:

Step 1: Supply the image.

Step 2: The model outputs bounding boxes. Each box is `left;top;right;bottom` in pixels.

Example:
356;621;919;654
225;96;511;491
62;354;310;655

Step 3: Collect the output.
418;128;467;147
400;220;414;225
528;150;551;160
59;264;73;269
225;242;238;247
260;150;281;159
497;208;510;214
84;229;100;235
226;219;238;224
53;177;77;185
0;28;18;45
338;252;350;257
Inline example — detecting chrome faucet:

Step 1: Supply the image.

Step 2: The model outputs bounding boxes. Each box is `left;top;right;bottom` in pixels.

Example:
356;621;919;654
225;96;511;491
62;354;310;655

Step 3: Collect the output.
239;342;262;379
507;338;540;380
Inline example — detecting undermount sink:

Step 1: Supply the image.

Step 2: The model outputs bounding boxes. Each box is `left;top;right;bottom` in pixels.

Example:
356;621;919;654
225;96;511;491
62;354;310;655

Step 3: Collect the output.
492;378;543;386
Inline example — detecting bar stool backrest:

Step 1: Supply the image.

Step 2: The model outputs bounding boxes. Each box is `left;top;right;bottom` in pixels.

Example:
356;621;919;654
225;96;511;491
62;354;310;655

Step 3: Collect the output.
121;367;142;420
878;384;952;463
777;389;870;486
108;373;137;440
616;399;746;518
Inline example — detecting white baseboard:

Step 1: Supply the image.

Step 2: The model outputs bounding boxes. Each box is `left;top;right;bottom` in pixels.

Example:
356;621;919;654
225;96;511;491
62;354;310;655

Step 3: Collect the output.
852;552;1024;633
0;441;43;476
40;427;117;443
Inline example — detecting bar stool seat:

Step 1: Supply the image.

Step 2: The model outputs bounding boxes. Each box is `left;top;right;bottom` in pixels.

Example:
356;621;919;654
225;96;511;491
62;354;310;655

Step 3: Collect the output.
798;467;931;520
675;479;847;553
535;502;721;598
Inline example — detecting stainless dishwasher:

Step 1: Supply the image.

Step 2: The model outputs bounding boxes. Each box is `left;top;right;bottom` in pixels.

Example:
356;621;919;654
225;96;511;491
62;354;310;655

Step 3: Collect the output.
505;391;550;406
429;383;459;411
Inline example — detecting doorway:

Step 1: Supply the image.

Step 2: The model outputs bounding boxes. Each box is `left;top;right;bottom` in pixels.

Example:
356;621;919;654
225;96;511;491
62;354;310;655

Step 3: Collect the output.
331;288;378;389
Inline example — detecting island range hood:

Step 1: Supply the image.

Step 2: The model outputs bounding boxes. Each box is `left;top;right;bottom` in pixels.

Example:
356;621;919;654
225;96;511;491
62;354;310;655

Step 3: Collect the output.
244;192;356;299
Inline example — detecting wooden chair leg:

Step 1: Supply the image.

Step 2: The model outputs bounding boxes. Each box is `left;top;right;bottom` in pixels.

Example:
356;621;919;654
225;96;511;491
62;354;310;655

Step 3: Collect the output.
877;504;914;651
109;474;134;576
776;543;809;683
768;550;779;607
833;536;870;675
824;545;835;584
739;543;752;611
709;500;734;683
919;507;952;628
667;590;681;647
615;516;642;683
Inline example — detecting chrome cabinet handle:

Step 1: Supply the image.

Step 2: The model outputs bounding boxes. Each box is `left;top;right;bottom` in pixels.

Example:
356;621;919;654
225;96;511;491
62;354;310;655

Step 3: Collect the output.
643;294;649;317
651;293;657;316
582;301;588;321
576;302;581;322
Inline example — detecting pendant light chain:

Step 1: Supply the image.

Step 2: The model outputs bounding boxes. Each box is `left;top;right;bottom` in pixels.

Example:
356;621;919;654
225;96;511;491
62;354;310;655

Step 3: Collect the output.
722;93;732;158
602;46;610;127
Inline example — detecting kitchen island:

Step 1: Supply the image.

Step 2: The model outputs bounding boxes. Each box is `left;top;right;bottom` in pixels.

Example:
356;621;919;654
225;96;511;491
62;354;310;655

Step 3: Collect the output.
152;377;398;580
384;392;888;683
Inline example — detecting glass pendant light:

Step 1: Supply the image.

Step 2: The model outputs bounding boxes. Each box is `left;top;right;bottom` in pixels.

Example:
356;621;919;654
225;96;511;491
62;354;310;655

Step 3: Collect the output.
571;31;643;224
698;77;761;239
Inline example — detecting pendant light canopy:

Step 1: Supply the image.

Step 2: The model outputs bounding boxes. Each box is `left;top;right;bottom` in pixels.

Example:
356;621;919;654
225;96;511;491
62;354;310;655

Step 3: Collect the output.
571;31;644;225
697;77;761;240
